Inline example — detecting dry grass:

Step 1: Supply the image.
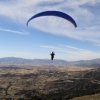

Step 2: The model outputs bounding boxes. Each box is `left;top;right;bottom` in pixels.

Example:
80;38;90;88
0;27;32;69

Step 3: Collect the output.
59;66;93;72
70;93;100;100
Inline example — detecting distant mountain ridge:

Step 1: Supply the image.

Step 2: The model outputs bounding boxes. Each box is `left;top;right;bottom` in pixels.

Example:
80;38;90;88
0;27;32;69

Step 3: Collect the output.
0;57;100;66
0;57;68;65
0;57;32;64
70;58;100;66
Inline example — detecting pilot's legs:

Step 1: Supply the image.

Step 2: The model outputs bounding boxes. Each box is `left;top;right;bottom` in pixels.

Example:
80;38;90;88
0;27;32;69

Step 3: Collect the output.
51;56;54;60
51;57;53;60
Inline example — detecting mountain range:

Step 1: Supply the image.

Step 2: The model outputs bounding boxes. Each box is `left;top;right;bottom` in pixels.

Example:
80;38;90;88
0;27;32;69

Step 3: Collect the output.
0;57;67;64
0;57;100;67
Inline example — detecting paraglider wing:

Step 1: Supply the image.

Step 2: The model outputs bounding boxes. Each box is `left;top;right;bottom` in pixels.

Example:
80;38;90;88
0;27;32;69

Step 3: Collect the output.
26;11;77;27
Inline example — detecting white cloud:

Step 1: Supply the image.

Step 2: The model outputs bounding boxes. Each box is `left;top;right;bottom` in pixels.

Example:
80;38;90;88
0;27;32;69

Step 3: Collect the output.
0;0;100;44
67;51;100;61
60;45;88;51
40;45;61;50
0;28;29;35
40;45;69;53
40;45;100;61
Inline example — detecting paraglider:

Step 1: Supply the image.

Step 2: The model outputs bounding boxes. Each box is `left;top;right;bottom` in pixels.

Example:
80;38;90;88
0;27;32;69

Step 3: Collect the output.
50;52;55;60
26;11;77;60
26;11;77;27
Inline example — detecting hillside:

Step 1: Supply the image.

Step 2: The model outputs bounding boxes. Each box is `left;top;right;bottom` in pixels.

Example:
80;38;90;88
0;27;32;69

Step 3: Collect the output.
0;66;100;100
70;93;100;100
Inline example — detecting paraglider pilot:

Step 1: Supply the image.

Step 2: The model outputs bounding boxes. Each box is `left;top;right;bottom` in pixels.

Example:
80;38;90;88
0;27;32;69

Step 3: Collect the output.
50;52;55;60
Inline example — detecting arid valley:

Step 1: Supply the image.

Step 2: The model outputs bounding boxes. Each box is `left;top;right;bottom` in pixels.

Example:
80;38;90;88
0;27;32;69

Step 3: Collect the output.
0;57;100;100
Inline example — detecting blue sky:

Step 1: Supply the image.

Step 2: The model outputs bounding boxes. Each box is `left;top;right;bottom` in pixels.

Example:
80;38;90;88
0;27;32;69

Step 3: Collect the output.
0;0;100;61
